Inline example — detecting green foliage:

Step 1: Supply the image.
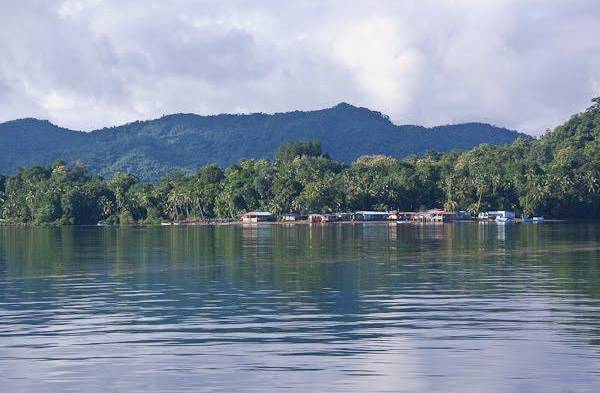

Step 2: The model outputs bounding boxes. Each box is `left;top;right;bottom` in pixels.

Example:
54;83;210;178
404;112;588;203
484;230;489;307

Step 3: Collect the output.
276;140;324;162
215;159;272;219
1;98;599;224
0;162;116;224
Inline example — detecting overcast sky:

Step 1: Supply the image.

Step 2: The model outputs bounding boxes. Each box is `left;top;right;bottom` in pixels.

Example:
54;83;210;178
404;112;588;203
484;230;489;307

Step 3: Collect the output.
1;0;599;135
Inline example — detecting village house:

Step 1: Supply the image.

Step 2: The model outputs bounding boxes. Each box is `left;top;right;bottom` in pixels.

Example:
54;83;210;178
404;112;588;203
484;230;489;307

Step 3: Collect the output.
478;211;516;220
281;212;301;221
309;213;338;223
354;211;390;221
454;210;473;220
412;209;456;222
334;212;354;221
309;214;325;223
241;211;275;223
427;209;454;222
389;211;417;221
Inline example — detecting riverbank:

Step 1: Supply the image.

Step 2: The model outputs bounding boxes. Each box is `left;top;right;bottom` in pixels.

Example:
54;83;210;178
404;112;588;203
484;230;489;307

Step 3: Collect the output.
133;218;568;227
0;217;569;227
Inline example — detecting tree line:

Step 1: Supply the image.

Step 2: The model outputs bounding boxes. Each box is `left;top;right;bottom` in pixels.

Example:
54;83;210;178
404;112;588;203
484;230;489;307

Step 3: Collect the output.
1;98;599;225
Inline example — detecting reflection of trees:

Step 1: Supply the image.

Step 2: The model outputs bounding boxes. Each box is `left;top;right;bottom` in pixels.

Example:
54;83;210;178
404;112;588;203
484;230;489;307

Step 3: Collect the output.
1;223;600;345
2;224;600;297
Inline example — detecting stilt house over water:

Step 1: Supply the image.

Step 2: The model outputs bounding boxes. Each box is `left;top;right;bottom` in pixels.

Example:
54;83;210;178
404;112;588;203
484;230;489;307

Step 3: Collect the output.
241;212;275;223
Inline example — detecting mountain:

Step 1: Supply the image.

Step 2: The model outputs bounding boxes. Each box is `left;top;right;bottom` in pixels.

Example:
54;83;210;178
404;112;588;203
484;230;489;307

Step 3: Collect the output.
0;103;529;181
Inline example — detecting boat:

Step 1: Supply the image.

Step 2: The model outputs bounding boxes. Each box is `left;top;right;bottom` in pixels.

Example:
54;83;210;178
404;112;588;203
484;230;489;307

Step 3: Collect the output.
495;216;515;224
522;216;544;223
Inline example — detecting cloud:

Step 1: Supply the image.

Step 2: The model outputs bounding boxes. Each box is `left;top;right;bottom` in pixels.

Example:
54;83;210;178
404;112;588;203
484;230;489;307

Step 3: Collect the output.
0;0;599;134
333;17;425;116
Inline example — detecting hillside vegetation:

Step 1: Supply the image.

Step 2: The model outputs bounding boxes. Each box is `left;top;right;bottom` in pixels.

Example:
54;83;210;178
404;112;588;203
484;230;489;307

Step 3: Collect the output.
0;98;598;224
0;103;526;181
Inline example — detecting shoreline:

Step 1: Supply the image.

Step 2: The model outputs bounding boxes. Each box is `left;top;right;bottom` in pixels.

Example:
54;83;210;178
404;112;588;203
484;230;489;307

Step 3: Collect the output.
160;219;568;226
1;219;570;227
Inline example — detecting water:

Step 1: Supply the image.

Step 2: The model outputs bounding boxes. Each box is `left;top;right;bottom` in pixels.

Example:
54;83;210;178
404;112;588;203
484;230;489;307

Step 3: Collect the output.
1;222;600;392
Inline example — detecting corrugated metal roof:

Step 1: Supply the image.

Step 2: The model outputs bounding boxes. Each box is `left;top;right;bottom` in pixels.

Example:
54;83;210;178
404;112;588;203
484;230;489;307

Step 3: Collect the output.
242;211;273;216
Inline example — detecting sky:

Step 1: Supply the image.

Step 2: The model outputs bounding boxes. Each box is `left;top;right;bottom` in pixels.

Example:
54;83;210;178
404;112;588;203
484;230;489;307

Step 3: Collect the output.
0;0;599;135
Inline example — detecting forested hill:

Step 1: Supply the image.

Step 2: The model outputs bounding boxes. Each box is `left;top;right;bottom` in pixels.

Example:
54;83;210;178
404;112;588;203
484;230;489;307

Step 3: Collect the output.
0;103;527;181
1;98;599;224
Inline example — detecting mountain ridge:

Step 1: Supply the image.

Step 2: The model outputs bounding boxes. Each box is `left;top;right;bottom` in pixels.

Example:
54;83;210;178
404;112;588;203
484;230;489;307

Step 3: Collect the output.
0;103;529;181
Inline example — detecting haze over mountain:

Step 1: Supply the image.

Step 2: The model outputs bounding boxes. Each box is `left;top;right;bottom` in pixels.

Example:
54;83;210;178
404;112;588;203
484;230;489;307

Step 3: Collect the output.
0;103;528;181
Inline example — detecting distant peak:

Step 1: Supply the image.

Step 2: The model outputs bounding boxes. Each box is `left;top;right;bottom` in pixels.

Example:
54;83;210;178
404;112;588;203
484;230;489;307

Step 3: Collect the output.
5;117;52;125
328;102;391;123
159;113;200;120
333;102;358;109
0;118;66;130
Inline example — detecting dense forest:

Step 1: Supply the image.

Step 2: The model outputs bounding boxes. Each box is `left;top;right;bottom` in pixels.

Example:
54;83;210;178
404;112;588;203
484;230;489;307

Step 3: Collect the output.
0;103;525;181
0;98;598;225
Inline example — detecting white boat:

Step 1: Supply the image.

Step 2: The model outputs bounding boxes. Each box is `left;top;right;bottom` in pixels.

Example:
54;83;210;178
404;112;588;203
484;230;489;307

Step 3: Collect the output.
480;210;516;222
495;216;514;224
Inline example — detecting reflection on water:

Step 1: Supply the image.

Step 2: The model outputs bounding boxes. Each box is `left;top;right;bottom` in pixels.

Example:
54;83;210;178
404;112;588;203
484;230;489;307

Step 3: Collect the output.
1;223;600;392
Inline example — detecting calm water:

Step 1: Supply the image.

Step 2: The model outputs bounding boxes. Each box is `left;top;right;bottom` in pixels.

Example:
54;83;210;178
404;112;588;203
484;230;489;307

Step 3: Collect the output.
1;222;600;392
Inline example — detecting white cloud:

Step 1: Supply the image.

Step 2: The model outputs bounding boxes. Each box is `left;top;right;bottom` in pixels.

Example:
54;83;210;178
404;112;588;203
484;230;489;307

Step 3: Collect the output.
333;18;425;116
41;91;74;111
0;0;599;134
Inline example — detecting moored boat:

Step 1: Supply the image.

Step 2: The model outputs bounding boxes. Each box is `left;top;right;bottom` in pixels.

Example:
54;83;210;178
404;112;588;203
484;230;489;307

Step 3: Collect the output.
495;216;515;224
522;216;545;223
